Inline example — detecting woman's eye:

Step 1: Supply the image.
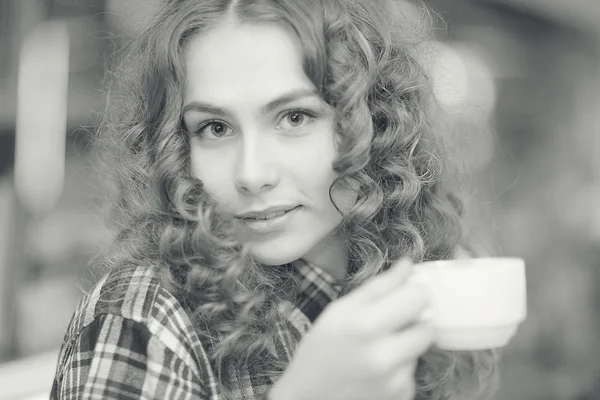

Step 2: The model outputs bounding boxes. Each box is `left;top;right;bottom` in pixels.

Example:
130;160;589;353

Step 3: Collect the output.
195;121;232;139
278;110;316;130
287;112;305;126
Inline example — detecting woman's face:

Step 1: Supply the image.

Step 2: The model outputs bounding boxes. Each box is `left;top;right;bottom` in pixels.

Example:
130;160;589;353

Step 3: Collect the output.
182;21;354;268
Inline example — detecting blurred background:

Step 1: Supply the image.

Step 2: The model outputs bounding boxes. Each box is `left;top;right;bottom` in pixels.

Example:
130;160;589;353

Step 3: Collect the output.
0;0;599;399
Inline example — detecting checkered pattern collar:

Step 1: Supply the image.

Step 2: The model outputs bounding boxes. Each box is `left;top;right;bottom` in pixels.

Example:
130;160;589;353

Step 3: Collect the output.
289;258;344;322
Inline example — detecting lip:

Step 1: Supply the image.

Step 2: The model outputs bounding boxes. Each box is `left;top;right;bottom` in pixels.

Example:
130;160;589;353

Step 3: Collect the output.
237;206;301;234
236;205;299;220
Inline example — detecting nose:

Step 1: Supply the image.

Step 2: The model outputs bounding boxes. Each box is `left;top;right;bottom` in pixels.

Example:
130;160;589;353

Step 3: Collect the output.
234;136;280;195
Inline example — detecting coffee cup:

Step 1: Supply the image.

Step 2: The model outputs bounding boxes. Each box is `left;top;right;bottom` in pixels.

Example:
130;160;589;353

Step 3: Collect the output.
409;257;527;351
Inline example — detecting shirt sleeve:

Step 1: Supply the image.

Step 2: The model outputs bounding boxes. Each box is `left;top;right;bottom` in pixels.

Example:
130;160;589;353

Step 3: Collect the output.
51;313;208;400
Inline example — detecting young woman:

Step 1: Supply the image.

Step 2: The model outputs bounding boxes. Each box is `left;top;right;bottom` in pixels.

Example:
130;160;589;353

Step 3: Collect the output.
51;0;499;399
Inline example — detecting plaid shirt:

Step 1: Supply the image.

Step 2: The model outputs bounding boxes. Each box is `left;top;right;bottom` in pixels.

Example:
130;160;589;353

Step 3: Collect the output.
50;260;342;400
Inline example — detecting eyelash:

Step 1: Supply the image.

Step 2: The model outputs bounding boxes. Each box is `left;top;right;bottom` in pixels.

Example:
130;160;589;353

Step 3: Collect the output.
193;119;227;137
192;108;317;138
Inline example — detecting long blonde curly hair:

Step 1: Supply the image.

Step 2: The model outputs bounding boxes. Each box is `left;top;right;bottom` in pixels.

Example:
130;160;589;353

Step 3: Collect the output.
93;0;499;398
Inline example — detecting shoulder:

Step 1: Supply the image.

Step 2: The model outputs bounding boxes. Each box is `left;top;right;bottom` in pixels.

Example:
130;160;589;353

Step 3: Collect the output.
53;265;218;399
63;264;185;343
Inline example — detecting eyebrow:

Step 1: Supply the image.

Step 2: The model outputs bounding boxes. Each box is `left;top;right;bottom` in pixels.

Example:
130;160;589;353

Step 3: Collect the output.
182;88;320;117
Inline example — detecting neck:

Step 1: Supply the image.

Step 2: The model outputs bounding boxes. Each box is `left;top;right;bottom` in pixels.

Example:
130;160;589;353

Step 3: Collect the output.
300;233;348;281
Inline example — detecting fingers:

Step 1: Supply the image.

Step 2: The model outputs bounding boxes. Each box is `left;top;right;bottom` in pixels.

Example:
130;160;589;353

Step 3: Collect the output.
360;280;432;334
386;362;418;400
345;258;414;305
368;322;434;373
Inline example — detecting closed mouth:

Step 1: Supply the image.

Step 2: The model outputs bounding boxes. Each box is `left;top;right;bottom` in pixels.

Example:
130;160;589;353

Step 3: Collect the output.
239;206;300;221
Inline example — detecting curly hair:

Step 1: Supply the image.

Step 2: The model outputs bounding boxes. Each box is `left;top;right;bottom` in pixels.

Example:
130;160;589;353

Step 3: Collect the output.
93;0;499;399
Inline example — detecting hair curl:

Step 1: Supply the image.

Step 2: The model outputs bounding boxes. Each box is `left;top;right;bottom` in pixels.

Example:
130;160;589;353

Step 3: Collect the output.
93;0;499;399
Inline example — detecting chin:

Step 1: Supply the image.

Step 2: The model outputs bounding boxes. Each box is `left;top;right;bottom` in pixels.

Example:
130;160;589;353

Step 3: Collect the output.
248;240;310;266
249;248;304;266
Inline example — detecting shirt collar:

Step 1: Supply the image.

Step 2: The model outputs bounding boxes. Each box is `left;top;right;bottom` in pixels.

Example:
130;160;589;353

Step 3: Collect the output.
289;259;343;323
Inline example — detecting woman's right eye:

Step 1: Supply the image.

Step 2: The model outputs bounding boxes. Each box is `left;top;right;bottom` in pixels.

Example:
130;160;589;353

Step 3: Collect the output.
194;121;233;140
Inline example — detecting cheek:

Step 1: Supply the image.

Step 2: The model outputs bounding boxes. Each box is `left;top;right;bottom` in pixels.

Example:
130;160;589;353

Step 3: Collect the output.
190;146;233;201
291;140;336;197
293;137;356;214
331;179;359;214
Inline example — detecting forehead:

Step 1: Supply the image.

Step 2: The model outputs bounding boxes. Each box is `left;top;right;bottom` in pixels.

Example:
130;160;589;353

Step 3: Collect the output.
183;22;313;104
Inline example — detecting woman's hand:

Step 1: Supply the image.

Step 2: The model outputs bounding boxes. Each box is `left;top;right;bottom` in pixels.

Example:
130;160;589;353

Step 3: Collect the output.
270;258;434;400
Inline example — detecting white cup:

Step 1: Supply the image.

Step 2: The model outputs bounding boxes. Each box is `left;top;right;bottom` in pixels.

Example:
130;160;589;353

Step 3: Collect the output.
409;257;527;351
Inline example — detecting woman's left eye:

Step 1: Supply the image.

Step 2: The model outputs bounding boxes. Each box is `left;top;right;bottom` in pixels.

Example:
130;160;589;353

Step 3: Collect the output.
277;110;316;130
